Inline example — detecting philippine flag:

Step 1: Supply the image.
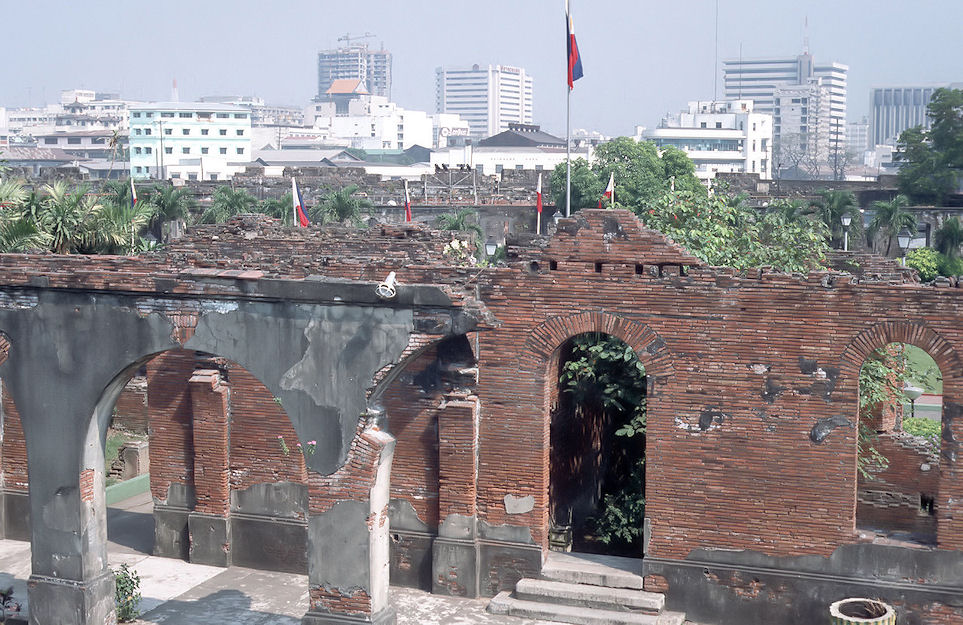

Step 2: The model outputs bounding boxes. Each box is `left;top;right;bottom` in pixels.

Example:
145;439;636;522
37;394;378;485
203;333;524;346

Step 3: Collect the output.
292;178;310;227
599;172;614;208
536;173;543;216
129;178;137;209
404;180;412;222
566;0;584;90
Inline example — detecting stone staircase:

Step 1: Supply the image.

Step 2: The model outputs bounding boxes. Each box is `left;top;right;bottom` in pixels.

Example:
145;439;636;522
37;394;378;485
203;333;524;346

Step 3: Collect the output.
488;552;686;625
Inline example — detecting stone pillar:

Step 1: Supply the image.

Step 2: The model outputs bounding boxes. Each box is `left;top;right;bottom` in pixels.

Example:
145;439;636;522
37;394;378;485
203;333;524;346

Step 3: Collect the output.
148;349;198;560
187;369;232;567
304;423;396;625
938;400;963;550
432;397;480;597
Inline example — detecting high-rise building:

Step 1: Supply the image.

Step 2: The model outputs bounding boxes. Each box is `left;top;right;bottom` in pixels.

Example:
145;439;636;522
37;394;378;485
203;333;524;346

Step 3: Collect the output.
723;52;847;175
435;64;534;140
868;84;962;146
316;44;392;100
640;100;773;180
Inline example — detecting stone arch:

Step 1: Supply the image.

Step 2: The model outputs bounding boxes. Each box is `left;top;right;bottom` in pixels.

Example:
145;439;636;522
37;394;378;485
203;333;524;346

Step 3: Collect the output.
519;311;675;551
838;320;963;550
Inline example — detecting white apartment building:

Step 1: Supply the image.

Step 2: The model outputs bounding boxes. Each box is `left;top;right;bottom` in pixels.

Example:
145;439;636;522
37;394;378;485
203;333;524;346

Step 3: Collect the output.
723;52;847;171
435;64;534;139
430;124;587;176
641;100;772;180
317;44;392;99
128;102;251;181
303;85;435;151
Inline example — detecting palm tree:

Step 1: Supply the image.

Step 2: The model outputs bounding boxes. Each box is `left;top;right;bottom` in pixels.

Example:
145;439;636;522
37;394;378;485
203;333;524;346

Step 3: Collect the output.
257;192;294;225
0;179;26;210
39;182;102;254
312;185;371;226
147;184;196;239
106;130;121;180
0;217;49;253
869;194;916;256
95;195;155;254
812;189;859;247
200;186;258;223
935;217;963;259
768;198;810;226
436;208;482;239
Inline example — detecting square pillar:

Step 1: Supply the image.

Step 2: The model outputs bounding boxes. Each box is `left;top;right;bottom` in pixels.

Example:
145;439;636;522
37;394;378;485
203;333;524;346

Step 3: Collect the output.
304;425;396;625
188;369;232;567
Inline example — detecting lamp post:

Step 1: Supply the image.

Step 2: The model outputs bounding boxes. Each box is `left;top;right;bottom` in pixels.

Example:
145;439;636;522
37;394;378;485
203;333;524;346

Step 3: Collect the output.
897;227;912;266
485;237;497;258
552;209;562;228
904;384;923;421
841;213;852;251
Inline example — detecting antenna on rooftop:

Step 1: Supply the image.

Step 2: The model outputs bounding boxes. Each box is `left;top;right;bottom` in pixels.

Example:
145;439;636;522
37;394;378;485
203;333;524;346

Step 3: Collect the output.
338;32;375;47
713;0;719;102
803;16;810;54
172;78;179;102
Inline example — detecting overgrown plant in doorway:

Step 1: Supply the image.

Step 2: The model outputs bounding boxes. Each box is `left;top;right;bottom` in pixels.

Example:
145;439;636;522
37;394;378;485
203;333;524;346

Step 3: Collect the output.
558;333;647;553
113;563;141;622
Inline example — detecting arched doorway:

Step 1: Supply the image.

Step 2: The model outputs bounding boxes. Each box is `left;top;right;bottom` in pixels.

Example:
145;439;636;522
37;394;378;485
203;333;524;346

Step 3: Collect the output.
856;342;943;545
549;332;647;556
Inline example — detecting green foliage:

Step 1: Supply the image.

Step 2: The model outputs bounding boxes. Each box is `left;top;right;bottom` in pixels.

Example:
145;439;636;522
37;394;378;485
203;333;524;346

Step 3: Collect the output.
550;158;602;210
257;192;294;225
935;217;963;259
638;189;829;272
902;416;941;452
200;185;258;223
858;349;906;479
146;184;196;230
40;181;102;254
811;189;859;247
938;252;963;278
906;247;941;282
311;184;372;226
113;563;141;622
896;88;963;204
590;462;644;546
436;208;482;237
868;195;916;255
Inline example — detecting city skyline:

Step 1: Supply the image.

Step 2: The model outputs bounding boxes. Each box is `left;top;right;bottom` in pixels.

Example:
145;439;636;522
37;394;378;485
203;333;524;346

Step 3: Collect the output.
1;0;960;138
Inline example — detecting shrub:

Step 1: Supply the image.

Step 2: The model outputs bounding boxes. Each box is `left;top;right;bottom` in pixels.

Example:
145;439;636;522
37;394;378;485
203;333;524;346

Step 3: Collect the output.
903;416;941;453
114;563;141;622
937;252;963;278
906;247;940;282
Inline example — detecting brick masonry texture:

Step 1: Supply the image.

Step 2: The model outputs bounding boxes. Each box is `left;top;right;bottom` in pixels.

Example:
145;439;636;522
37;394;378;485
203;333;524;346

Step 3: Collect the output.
1;208;962;622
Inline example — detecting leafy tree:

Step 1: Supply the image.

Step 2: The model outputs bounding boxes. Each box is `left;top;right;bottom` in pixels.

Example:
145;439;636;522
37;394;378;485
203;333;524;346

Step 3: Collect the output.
550;158;602;211
935;217;963;259
811;189;859;248
146;184;196;234
39;182;102;254
94;195;155;255
311;185;371;226
868;194;916;255
200;186;258;223
896;88;963;204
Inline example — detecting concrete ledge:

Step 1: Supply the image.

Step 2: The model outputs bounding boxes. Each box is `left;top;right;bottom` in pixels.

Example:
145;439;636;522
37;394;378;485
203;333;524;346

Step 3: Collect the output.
105;473;150;506
301;605;396;625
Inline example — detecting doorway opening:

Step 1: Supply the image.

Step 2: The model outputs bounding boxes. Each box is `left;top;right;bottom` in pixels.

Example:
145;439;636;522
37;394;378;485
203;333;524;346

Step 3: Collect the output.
549;333;646;557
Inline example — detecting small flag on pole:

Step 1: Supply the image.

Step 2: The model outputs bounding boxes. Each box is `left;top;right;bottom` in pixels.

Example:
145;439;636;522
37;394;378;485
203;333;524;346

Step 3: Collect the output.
536;173;543;235
404;180;412;222
599;172;614;208
292;178;310;227
129;178;137;209
566;0;584;90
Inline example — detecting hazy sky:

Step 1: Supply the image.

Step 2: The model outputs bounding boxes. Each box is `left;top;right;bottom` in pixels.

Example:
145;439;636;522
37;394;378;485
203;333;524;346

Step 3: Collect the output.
2;0;960;137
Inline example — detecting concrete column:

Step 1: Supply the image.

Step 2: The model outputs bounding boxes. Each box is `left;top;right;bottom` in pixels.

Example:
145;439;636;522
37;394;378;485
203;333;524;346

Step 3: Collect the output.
938;400;963;550
304;424;396;625
432;398;480;597
187;369;232;567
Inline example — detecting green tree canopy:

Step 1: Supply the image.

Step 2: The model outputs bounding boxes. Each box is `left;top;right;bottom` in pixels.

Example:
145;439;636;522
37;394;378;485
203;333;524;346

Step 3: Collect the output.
200;186;258;224
311;185;372;226
896;88;963;204
869;194;916;255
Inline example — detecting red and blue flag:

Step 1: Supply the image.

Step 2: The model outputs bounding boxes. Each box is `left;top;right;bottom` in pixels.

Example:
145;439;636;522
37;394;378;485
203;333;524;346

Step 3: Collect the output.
292;178;310;227
566;0;584;89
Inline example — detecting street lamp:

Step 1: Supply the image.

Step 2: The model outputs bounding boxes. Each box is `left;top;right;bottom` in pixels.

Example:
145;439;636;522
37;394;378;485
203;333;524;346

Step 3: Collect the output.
552;210;562;227
904;384;923;421
897;227;912;265
841;213;852;251
485;237;497;258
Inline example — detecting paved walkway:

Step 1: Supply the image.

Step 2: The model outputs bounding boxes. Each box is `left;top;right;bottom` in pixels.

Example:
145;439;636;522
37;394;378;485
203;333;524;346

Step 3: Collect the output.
0;492;566;625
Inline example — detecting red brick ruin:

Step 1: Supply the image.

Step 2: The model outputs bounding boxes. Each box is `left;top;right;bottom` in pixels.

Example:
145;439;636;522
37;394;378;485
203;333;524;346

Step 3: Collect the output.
0;209;961;624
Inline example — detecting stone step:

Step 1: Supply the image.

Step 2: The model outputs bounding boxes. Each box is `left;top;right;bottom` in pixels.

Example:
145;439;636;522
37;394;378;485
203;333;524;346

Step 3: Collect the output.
515;578;665;613
489;591;686;625
541;553;644;590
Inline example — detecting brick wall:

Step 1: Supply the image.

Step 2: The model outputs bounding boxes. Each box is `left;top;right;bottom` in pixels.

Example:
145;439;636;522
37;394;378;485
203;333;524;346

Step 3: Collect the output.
114;377;148;433
1;388;27;490
147;350;196;502
857;432;939;542
227;365;307;494
189;370;231;516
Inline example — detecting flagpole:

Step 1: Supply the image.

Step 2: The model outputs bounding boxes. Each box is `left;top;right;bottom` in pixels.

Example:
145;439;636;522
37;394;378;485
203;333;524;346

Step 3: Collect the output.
565;0;571;218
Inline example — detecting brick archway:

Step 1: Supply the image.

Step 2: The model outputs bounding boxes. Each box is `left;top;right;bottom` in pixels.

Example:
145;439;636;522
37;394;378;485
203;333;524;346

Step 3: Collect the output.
520;311;675;552
838;320;963;550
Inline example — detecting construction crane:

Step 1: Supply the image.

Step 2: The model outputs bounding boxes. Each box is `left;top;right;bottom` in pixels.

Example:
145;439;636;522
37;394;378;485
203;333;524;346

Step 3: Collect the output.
337;32;375;47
